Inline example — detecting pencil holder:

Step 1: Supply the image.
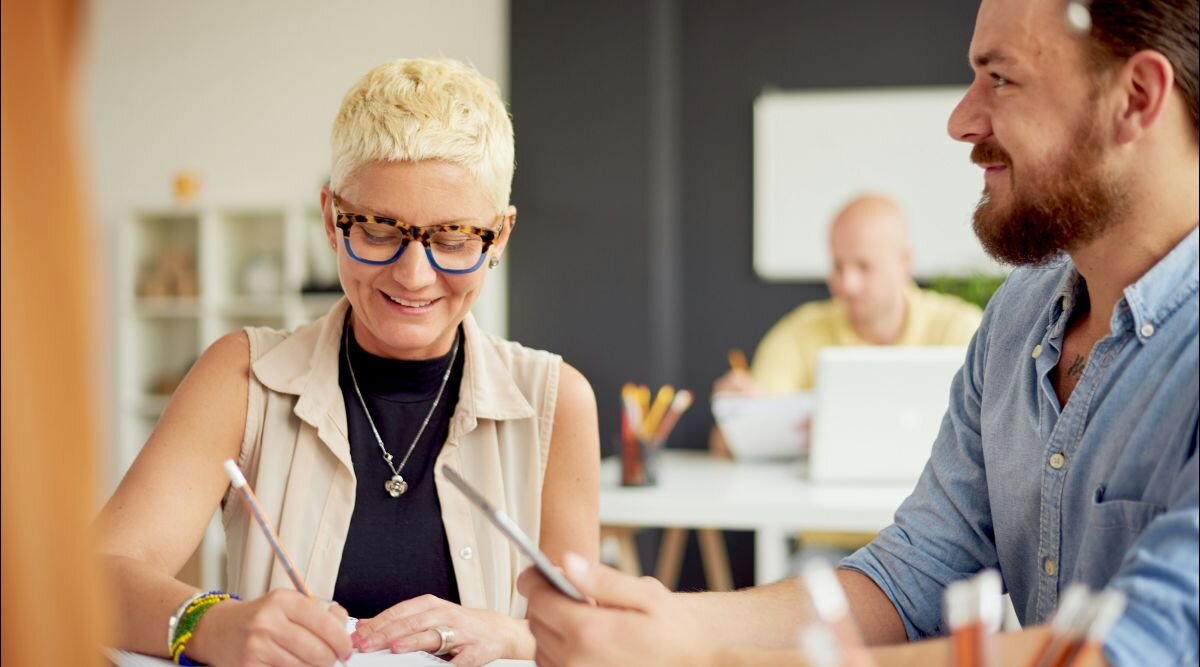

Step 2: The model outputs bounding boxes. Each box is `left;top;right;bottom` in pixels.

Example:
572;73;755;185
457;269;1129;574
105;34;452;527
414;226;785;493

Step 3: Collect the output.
619;436;658;487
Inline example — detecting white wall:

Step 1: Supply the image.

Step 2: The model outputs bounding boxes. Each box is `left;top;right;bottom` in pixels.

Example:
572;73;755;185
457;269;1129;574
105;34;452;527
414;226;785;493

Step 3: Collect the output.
754;88;1004;281
83;0;510;332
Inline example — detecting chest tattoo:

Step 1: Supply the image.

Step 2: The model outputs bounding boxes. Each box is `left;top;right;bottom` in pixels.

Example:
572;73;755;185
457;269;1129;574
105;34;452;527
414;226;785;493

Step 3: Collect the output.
1067;353;1087;379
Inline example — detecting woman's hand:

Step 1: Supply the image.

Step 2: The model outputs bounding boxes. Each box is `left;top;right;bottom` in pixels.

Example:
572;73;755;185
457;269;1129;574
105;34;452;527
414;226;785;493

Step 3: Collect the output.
186;589;353;667
351;595;533;667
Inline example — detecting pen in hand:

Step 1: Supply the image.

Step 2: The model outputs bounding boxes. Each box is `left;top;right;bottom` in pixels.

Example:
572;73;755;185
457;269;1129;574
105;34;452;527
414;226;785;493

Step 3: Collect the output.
224;459;350;667
225;459;311;595
728;347;749;372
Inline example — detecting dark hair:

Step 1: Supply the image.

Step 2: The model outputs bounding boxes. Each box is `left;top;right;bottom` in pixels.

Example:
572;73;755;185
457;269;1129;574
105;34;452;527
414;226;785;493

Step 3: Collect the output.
1082;0;1199;142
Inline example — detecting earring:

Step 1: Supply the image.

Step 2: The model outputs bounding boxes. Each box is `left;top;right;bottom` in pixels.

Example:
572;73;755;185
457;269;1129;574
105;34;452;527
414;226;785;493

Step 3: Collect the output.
488;257;501;269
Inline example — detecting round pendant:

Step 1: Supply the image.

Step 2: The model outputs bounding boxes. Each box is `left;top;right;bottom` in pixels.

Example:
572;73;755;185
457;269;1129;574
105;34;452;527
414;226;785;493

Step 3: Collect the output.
385;475;408;498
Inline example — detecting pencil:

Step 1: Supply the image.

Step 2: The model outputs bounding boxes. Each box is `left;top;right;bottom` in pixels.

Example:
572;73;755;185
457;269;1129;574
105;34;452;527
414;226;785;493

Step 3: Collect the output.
946;570;1001;667
727;348;749;372
225;459;310;595
648;389;694;448
798;559;878;667
636;384;651;428
224;460;350;667
1063;591;1125;667
1026;584;1092;667
620;384;644;436
642;385;676;441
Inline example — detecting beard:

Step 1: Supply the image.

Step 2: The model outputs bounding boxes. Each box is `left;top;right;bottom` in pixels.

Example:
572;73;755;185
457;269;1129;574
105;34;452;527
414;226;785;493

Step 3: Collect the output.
970;119;1127;267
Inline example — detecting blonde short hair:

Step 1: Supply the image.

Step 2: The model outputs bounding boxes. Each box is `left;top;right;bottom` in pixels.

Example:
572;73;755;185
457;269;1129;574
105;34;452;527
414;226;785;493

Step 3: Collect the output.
330;58;515;210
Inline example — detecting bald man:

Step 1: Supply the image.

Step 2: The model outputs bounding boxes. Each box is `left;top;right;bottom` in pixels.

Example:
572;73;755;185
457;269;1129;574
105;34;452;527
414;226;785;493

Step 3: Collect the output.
711;194;982;455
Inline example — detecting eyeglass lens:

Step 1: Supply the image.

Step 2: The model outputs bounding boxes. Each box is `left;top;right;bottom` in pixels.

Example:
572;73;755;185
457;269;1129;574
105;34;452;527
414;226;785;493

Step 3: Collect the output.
346;221;486;271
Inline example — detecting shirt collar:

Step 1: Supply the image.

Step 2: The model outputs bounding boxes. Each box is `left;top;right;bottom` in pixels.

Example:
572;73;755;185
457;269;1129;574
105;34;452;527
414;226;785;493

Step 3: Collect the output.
1045;256;1081;333
1123;225;1199;343
455;309;538;423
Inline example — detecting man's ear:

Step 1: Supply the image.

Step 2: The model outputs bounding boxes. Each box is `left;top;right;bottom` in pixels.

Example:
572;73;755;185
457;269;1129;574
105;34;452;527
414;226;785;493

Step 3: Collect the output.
1113;50;1175;145
320;185;338;252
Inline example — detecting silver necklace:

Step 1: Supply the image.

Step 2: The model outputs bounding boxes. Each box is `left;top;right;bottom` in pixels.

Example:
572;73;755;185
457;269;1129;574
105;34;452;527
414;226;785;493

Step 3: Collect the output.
343;322;460;498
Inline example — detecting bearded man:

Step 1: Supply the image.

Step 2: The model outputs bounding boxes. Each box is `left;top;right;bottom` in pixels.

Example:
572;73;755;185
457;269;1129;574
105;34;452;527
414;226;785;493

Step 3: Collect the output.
520;1;1199;665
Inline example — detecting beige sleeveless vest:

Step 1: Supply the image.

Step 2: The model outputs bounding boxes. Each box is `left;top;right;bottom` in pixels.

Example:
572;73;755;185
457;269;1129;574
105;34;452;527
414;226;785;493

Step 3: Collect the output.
221;298;560;618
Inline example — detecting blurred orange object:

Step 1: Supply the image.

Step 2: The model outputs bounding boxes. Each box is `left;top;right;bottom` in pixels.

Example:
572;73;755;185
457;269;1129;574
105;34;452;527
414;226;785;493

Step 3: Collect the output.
2;0;109;664
172;170;201;204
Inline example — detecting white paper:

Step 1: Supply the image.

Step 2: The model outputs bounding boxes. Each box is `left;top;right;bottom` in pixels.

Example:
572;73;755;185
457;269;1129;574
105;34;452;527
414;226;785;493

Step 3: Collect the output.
348;650;450;665
109;649;449;666
711;392;815;460
106;650;174;667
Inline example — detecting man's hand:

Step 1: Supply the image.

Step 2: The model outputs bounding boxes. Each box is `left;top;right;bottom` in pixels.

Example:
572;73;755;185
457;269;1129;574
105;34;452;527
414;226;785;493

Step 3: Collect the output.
710;369;763;458
712;369;760;396
519;553;716;667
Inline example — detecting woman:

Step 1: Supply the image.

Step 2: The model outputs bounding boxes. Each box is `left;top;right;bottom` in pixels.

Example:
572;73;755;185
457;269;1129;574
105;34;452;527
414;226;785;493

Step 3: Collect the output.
97;58;600;667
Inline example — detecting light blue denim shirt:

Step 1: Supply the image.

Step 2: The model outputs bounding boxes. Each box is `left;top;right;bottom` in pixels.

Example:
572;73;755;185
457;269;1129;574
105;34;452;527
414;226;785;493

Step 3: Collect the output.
842;226;1199;666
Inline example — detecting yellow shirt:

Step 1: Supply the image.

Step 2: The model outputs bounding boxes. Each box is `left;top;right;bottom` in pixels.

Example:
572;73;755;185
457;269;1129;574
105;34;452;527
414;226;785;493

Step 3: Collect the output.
750;283;983;392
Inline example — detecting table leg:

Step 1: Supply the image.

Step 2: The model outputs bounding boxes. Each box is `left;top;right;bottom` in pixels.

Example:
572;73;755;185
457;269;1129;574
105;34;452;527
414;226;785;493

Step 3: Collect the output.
696;529;733;592
654;528;688;589
754;526;788;586
600;526;642;576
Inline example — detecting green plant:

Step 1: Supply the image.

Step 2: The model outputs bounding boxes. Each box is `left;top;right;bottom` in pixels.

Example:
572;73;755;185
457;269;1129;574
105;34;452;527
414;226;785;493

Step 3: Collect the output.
926;273;1008;310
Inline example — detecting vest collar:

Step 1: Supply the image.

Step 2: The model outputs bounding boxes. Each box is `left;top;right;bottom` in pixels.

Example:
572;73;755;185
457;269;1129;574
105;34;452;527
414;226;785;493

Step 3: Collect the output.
250;298;536;456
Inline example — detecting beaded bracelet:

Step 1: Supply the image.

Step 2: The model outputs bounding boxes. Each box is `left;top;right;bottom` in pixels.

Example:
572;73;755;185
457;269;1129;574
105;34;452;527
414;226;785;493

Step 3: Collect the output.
167;589;241;666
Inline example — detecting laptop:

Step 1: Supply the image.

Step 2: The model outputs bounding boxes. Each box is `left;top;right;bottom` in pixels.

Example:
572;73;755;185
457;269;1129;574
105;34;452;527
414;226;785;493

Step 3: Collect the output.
808;346;967;483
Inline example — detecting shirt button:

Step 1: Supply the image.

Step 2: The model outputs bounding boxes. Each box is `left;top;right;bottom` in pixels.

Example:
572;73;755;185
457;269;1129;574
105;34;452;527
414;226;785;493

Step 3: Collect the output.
1044;558;1058;576
1049;452;1066;470
1061;295;1072;310
459;546;474;560
1032;344;1043;359
1141;323;1156;338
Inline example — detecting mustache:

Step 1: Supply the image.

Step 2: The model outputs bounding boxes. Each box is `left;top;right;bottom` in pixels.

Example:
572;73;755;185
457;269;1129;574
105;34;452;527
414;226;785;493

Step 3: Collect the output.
971;142;1012;167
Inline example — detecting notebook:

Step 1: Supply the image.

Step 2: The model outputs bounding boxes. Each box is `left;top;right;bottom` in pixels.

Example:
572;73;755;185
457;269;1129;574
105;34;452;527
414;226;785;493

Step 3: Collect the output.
808;346;966;482
711;391;815;460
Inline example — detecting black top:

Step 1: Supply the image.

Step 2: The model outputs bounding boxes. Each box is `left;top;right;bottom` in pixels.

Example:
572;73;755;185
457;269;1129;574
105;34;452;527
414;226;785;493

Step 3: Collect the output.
332;321;465;618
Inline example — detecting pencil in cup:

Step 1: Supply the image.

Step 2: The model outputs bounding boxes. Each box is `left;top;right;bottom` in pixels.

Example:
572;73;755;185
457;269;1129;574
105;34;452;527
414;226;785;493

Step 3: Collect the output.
646;389;694;448
619;384;646;485
224;460;351;667
641;385;676;441
619;384;694;485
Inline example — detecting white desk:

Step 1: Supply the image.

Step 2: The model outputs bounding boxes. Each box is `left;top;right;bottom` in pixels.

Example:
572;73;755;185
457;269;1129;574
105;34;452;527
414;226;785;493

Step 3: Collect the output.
599;451;915;585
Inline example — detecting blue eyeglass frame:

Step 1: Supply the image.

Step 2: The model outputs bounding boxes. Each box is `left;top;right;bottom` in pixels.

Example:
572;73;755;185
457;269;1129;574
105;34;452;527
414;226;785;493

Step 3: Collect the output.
331;195;503;274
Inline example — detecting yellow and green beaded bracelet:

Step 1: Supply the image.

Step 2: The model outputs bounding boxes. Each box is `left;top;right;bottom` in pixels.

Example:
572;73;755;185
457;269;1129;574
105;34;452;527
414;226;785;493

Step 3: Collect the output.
167;590;241;666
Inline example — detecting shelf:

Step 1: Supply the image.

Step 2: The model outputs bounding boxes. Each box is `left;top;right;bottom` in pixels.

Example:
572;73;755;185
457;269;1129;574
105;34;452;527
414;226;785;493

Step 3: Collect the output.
134;297;201;318
119;202;334;493
218;298;288;318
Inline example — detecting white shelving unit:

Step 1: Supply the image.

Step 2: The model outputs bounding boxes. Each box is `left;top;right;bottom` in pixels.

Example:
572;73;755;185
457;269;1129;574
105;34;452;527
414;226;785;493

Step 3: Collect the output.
116;203;342;590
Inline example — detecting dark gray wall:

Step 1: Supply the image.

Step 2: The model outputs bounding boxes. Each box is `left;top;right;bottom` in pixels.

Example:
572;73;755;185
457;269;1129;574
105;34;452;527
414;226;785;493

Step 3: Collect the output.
510;0;977;590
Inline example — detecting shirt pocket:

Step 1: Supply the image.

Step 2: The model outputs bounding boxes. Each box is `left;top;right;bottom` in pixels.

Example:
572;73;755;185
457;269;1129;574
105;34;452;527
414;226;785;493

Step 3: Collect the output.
1076;496;1166;585
1088;497;1165;532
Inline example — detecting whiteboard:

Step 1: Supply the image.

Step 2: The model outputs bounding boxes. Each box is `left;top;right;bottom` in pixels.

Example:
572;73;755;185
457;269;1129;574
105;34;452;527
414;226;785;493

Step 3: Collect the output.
753;87;1003;281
